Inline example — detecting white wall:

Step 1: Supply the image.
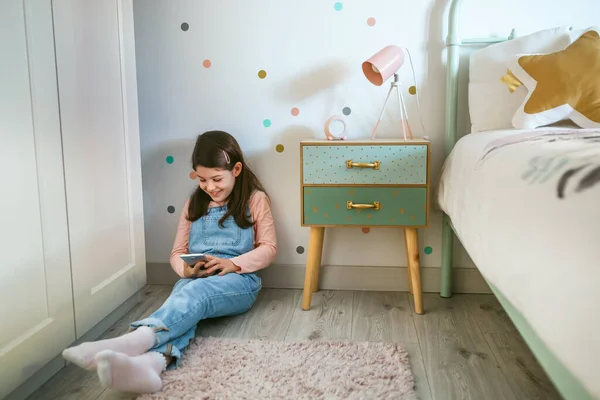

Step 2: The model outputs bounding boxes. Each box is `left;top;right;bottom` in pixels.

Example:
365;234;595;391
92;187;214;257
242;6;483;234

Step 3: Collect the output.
132;0;599;277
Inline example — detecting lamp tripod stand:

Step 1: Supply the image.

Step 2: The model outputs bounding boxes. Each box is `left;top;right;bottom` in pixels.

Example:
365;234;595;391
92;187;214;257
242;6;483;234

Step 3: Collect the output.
370;73;413;141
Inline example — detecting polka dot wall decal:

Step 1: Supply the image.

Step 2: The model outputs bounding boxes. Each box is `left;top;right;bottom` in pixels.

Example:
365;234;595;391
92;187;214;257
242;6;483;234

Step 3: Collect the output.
296;246;305;254
362;227;370;234
291;107;299;116
202;59;212;68
409;86;417;95
342;107;352;116
334;2;343;11
166;156;174;164
263;119;271;127
167;205;175;214
258;70;267;79
181;22;189;31
424;246;433;255
275;144;284;153
367;17;376;26
189;171;196;180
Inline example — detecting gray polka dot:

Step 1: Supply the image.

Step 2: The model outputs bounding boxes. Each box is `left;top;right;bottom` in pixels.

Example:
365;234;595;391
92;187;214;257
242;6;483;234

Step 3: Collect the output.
342;107;351;115
181;22;189;31
296;246;305;254
167;206;175;214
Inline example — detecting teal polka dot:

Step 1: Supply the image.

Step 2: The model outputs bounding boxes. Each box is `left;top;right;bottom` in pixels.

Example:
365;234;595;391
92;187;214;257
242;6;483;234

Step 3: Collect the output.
263;119;271;127
166;156;174;164
334;2;343;11
424;246;433;255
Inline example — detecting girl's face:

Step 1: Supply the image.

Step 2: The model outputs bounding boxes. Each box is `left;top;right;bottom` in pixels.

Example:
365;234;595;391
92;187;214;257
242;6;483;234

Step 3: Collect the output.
194;162;242;204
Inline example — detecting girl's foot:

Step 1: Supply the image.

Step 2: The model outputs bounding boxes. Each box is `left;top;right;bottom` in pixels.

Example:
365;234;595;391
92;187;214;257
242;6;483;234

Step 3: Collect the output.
95;350;166;394
62;326;155;370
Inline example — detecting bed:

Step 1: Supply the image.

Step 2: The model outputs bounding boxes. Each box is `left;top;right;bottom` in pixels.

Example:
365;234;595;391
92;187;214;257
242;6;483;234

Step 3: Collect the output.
438;1;600;400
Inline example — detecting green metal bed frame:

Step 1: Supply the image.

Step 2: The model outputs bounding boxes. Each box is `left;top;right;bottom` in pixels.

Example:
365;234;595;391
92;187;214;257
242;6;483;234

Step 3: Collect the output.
440;1;594;399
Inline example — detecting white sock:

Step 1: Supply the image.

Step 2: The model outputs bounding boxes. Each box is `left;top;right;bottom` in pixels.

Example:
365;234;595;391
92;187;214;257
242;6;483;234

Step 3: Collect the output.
95;350;166;394
62;326;156;370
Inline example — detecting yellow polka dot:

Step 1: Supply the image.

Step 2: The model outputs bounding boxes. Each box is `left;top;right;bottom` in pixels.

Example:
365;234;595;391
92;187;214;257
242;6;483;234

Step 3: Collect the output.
306;189;311;195
313;206;318;213
400;208;405;214
389;216;395;222
367;214;372;220
275;144;284;153
258;70;267;79
324;213;329;218
411;215;416;220
349;189;355;196
346;216;351;221
408;86;417;95
393;190;398;196
335;203;340;209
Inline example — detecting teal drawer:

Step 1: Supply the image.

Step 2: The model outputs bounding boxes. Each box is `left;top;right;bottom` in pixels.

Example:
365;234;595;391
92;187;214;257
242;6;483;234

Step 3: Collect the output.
302;186;428;226
302;144;427;185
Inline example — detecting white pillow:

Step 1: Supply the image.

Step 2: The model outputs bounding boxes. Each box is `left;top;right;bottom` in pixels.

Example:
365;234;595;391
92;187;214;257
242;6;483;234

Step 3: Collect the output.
468;26;572;133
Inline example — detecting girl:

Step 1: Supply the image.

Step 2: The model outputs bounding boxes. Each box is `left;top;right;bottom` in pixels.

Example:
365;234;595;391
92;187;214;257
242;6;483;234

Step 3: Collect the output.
61;130;277;393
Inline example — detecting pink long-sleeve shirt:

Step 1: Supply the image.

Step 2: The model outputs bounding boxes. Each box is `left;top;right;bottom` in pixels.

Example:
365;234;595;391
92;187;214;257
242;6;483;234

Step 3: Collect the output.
169;190;277;277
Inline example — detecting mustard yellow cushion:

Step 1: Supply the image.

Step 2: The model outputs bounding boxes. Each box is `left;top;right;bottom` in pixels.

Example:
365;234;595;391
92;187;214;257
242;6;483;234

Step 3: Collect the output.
505;27;600;129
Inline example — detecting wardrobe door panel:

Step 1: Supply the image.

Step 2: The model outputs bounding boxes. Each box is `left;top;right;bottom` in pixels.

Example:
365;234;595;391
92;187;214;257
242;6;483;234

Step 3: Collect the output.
52;0;146;337
0;0;75;397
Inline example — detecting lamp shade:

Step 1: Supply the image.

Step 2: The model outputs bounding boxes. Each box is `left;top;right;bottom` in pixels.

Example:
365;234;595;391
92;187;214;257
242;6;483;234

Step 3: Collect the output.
362;45;405;86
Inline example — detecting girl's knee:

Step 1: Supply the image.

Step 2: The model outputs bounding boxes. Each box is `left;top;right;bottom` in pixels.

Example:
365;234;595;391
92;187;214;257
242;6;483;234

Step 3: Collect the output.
173;278;194;291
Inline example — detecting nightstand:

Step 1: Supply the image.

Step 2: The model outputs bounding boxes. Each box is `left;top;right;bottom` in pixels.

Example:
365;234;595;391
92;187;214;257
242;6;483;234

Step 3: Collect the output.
300;138;430;314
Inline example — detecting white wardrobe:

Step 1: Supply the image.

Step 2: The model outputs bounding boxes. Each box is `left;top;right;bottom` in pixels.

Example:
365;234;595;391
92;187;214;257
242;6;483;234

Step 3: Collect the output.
0;0;146;398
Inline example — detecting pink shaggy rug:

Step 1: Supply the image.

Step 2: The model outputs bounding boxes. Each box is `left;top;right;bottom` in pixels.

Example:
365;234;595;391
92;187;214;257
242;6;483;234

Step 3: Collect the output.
137;337;418;399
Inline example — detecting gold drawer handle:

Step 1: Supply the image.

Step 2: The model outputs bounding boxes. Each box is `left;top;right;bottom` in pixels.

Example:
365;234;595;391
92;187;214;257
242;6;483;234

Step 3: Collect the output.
347;201;380;210
346;160;380;170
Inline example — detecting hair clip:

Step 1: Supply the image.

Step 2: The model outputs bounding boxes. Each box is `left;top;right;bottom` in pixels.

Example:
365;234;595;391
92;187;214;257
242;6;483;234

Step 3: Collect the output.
222;150;230;164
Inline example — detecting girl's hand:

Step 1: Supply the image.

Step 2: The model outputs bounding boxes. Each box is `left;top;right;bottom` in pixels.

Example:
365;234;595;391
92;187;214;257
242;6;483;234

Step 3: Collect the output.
203;255;241;276
182;261;208;279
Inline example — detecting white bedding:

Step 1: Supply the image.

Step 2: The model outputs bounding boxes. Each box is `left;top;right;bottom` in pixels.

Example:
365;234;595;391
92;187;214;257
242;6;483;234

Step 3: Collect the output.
437;127;600;399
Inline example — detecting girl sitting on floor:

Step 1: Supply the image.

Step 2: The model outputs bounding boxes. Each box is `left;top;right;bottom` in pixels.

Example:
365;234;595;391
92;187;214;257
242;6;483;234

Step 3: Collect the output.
62;130;277;393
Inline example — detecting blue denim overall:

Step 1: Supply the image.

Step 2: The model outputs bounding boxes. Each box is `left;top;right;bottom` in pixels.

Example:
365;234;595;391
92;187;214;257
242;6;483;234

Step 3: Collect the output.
130;204;261;368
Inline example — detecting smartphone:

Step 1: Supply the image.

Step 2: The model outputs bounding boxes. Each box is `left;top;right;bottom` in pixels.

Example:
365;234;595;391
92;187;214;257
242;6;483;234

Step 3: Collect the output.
180;253;207;266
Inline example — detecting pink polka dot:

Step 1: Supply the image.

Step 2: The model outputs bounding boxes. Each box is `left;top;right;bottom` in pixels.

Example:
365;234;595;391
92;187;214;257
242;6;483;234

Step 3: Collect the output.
362;227;371;234
291;107;299;116
189;171;196;180
202;59;211;68
367;17;376;27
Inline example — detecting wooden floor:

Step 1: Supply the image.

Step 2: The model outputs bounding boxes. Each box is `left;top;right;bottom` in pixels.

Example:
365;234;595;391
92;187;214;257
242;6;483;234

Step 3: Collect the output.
27;285;562;400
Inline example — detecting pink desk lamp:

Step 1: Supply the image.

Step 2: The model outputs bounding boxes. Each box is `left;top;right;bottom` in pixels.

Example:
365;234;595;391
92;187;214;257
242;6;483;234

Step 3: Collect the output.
362;45;413;141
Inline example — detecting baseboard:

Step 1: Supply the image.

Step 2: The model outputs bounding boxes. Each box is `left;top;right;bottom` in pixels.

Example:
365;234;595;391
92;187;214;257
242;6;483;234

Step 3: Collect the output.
5;289;143;400
4;355;65;400
146;263;491;294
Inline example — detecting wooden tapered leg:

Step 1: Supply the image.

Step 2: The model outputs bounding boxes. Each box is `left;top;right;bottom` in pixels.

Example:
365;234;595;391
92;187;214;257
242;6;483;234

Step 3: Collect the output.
404;231;414;295
404;228;423;314
310;228;325;293
302;227;325;310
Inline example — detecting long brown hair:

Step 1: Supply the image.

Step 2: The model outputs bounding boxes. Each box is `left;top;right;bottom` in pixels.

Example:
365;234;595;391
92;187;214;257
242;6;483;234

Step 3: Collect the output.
187;130;267;228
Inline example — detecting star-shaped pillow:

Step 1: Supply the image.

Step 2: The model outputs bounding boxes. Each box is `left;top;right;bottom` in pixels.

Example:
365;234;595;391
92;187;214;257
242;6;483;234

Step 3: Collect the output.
505;27;600;129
